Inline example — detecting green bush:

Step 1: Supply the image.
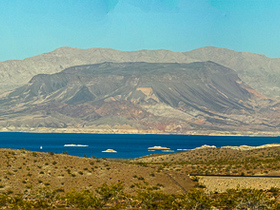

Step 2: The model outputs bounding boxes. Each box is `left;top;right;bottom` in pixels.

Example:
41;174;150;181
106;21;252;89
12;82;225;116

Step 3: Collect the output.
66;189;102;209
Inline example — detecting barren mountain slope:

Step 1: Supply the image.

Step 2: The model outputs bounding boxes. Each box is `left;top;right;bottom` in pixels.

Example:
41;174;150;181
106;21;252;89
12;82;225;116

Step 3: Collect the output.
0;47;196;93
1;61;279;134
185;46;280;97
1;46;280;98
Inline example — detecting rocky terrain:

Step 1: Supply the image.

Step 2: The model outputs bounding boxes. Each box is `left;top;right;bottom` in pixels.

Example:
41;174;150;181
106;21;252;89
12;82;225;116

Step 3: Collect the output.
0;149;194;196
0;145;280;208
1;46;280;98
185;46;280;98
0;61;279;134
0;47;196;94
0;47;280;134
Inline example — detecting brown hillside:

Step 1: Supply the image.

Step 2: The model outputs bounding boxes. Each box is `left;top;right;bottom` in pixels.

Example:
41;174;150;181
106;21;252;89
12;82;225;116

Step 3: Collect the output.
0;149;194;196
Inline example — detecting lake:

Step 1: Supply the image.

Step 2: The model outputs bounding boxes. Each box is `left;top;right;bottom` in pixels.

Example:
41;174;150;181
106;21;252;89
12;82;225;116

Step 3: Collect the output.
0;132;279;159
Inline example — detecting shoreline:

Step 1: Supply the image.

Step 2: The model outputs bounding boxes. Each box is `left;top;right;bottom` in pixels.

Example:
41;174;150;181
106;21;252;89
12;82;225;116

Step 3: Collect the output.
0;127;279;137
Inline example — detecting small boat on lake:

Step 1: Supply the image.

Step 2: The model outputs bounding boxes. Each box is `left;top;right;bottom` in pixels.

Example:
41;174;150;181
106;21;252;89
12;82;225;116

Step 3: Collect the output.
162;150;174;153
148;146;170;150
102;149;117;153
64;144;88;147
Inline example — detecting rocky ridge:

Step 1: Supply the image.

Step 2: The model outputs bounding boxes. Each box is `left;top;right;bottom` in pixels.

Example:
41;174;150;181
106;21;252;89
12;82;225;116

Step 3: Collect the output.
1;61;278;134
1;46;280;98
0;47;280;134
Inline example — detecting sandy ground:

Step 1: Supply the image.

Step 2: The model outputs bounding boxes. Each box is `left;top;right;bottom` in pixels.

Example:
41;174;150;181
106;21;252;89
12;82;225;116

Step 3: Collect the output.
198;176;280;193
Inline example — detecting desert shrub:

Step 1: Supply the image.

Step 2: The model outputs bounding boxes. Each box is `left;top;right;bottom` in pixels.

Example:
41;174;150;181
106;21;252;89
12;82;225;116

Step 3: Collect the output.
10;194;33;209
152;183;162;189
196;183;206;189
191;176;200;182
96;182;125;202
32;199;49;209
157;165;164;172
66;189;102;209
32;187;58;208
236;188;269;210
36;187;57;200
136;189;175;209
211;188;271;209
55;188;64;193
184;189;212;209
95;182;129;208
268;187;280;196
0;194;10;207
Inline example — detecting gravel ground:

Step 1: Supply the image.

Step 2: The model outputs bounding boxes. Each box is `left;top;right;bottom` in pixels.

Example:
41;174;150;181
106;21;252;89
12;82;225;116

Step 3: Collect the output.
199;176;280;193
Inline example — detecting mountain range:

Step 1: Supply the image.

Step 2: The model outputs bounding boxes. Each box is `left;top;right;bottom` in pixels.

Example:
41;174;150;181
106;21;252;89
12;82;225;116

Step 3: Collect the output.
0;47;279;135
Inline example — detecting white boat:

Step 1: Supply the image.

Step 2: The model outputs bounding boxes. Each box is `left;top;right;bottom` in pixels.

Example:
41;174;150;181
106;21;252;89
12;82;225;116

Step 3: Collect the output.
102;149;117;153
64;144;88;147
148;146;170;150
162;150;174;153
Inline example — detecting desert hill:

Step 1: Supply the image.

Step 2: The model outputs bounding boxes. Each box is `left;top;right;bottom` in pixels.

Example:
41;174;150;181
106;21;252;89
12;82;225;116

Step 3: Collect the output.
0;47;196;94
185;46;280;97
1;47;280;134
1;61;278;134
1;46;280;98
0;148;194;196
0;145;280;208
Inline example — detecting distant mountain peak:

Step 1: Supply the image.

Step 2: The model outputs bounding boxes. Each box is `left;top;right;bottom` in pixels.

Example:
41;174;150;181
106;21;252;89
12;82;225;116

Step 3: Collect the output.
0;46;280;99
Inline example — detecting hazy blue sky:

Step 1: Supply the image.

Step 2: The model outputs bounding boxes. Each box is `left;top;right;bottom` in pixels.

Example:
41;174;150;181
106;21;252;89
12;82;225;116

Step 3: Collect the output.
1;0;280;61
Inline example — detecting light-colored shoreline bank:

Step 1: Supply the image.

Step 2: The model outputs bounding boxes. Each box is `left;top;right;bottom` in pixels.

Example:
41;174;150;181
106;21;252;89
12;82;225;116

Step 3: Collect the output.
0;127;279;137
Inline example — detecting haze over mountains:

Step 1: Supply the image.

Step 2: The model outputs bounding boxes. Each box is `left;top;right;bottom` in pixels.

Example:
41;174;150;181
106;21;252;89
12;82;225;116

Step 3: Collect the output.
1;46;280;98
0;47;279;135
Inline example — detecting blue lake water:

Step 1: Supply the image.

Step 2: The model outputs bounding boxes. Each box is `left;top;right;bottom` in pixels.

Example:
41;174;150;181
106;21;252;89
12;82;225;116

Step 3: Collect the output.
0;132;279;159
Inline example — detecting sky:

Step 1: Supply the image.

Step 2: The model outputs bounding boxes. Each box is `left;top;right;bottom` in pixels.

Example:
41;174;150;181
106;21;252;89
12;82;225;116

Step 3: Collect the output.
1;0;280;61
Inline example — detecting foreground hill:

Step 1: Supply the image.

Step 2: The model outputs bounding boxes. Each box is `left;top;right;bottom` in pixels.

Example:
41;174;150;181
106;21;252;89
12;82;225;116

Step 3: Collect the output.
1;46;280;98
0;146;280;209
136;144;280;176
1;61;279;134
0;149;194;196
